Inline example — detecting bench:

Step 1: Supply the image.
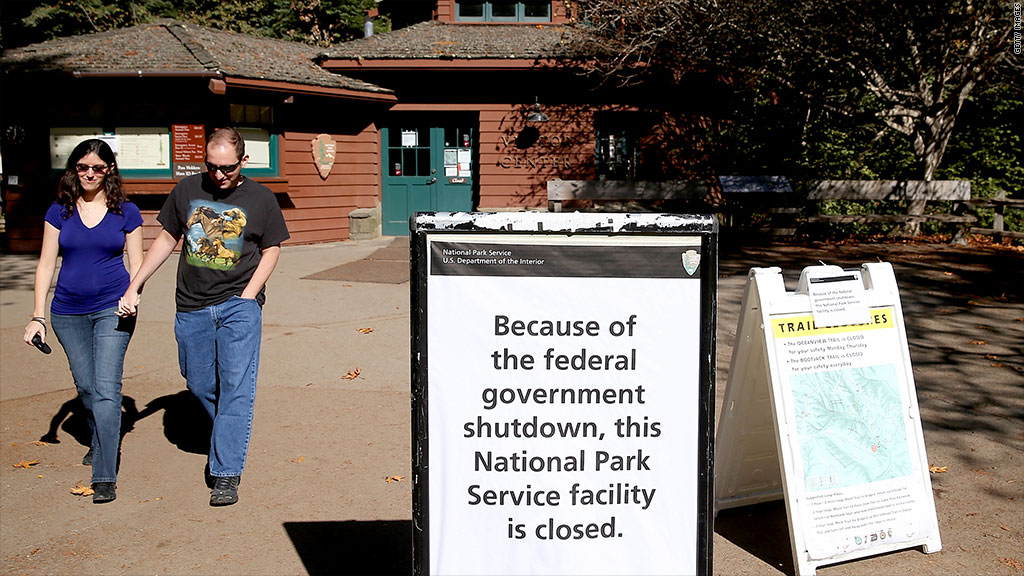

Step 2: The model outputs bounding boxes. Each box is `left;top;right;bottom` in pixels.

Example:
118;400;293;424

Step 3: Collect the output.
546;179;710;212
805;180;976;235
966;190;1024;241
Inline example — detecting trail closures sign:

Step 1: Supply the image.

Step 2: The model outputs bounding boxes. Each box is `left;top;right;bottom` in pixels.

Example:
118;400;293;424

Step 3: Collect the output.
411;212;717;576
715;263;941;576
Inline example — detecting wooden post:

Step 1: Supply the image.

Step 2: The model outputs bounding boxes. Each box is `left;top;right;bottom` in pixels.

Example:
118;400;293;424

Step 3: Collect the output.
993;189;1006;243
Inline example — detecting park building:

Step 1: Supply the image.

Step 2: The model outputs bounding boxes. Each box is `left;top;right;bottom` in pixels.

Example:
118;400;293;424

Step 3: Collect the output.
1;0;722;251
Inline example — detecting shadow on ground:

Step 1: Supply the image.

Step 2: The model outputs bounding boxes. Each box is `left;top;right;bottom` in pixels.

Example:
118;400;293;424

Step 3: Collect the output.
715;500;793;574
135;390;212;454
284;520;412;575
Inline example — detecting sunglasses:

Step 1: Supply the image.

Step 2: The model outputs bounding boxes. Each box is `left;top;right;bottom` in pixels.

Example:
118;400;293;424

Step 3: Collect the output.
205;160;242;175
75;163;109;174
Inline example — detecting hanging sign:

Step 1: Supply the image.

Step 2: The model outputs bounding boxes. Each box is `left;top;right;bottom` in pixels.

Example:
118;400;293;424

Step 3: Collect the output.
172;124;205;178
311;133;337;179
411;212;718;576
715;263;942;575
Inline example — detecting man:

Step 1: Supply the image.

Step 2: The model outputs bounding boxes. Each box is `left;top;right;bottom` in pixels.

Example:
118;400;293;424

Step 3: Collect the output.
119;127;289;506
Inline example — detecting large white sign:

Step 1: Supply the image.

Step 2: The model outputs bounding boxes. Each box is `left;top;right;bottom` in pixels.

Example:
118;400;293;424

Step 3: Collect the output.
423;231;708;576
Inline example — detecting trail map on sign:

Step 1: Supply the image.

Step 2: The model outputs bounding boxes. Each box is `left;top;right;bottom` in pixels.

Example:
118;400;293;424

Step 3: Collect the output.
793;364;912;492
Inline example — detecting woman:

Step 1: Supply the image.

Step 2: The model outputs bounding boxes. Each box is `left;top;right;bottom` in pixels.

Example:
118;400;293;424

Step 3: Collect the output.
23;139;143;504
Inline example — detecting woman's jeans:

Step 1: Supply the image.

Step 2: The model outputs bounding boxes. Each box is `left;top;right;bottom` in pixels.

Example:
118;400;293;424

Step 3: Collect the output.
174;296;262;478
51;306;135;484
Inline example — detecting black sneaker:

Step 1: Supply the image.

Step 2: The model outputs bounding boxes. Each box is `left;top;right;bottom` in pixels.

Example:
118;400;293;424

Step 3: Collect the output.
92;482;116;504
209;476;240;506
82;448;94;466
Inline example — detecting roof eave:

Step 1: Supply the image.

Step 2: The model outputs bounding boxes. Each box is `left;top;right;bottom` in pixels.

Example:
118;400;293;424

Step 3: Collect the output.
223;76;396;102
320;57;568;72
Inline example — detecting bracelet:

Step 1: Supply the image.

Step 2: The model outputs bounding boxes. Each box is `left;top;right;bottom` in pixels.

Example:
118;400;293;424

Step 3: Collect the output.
30;317;46;330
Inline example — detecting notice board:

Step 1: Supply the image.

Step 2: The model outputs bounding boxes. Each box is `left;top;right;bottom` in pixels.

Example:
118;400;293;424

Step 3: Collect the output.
715;263;941;575
411;212;718;576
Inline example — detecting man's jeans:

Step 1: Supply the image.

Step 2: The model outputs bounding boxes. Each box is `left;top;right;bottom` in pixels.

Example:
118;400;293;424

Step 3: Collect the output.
174;296;262;478
51;306;135;483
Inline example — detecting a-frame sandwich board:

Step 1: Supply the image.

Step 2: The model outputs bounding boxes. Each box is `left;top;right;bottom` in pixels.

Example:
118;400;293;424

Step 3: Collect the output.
715;263;941;575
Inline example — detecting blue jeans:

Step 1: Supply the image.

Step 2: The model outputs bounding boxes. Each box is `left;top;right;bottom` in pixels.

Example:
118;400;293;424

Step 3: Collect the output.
50;306;135;484
174;296;262;478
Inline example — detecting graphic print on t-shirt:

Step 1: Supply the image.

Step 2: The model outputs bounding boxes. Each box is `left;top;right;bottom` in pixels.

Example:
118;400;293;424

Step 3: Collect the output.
183;200;248;270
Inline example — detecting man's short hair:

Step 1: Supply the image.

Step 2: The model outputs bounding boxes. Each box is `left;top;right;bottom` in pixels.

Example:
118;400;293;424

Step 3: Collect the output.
208;127;246;159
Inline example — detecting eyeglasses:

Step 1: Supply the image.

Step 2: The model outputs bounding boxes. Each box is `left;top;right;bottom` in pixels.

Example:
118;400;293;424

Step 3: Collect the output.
205;160;242;175
75;164;109;174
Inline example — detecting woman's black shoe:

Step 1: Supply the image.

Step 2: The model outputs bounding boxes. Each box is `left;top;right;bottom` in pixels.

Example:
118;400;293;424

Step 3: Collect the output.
92;482;116;503
82;448;94;466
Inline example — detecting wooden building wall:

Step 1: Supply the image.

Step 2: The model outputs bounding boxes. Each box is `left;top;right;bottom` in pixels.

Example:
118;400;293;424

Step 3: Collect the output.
476;103;596;209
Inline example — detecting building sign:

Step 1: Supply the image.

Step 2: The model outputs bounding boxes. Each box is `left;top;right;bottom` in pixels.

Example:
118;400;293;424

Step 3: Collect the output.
411;212;718;576
716;264;941;575
172;124;205;178
311;133;337;179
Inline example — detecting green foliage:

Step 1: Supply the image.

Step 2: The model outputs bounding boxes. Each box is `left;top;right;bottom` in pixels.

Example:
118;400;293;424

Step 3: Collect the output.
1;0;389;49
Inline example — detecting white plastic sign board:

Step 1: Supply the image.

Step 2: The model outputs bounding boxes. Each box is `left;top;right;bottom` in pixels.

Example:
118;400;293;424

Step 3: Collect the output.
411;212;717;576
715;263;941;575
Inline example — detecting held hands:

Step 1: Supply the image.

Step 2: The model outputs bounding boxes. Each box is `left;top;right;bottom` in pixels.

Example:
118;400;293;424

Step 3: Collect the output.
118;290;141;317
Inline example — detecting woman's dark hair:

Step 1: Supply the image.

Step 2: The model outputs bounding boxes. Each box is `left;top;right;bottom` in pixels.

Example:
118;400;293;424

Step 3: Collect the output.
56;139;127;219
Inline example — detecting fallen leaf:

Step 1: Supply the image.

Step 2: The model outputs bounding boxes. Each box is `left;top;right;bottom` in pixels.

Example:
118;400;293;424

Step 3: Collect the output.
30;548;39;556
985;354;999;360
306;382;313;386
1000;525;1011;531
968;299;983;305
70;484;95;496
342;368;361;380
357;327;374;334
13;460;39;469
33;441;49;446
966;512;977;516
943;271;953;276
973;468;991;475
37;475;43;479
155;497;163;501
969;340;987;345
139;499;150;503
929;464;948;473
939;309;953;314
1000;557;1024;570
385;475;405;483
297;456;304;463
991;363;1005;368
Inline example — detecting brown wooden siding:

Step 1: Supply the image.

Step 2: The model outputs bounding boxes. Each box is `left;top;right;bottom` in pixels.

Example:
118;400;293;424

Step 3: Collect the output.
128;129;380;250
476;104;595;208
279;129;380;245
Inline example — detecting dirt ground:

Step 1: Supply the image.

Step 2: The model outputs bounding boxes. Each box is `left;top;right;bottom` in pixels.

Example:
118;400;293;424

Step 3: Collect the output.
0;234;1021;576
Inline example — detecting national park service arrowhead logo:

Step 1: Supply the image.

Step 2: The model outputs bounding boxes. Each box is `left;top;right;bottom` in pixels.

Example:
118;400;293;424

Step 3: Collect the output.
311;133;336;179
681;249;700;276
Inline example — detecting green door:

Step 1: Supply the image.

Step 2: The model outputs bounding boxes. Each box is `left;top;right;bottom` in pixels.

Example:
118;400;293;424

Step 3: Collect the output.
381;121;475;235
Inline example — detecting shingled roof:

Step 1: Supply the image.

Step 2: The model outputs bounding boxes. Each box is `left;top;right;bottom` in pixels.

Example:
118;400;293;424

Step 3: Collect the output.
2;19;390;95
319;20;601;61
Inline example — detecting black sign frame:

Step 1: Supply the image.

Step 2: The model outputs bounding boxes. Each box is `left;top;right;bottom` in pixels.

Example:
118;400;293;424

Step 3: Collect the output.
410;212;718;576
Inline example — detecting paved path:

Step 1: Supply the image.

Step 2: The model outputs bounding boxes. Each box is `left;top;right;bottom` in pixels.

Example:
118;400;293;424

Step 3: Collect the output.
0;236;1021;575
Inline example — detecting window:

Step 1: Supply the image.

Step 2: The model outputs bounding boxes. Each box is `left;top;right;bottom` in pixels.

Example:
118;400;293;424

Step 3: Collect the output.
594;113;652;181
47;104;280;179
49;127;171;177
229;104;278;177
456;1;551;22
